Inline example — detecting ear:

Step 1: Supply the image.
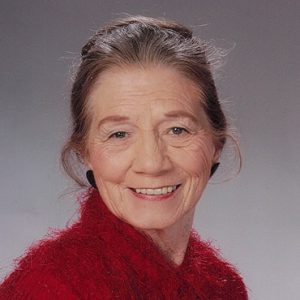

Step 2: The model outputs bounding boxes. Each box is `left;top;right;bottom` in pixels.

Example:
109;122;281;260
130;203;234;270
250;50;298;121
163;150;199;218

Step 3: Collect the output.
83;153;93;170
78;145;93;170
212;146;222;163
85;160;93;170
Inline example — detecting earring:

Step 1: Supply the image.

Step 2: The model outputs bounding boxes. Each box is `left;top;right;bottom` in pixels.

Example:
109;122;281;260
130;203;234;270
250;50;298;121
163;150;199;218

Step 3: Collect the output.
86;170;97;188
210;162;220;178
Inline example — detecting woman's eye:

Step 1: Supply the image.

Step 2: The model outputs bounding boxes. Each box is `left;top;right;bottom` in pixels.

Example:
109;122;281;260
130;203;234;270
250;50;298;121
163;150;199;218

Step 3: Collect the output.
109;131;127;139
170;127;188;135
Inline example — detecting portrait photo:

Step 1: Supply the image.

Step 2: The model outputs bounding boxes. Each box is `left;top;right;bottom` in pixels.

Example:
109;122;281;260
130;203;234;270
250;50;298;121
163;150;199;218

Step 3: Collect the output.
0;1;299;299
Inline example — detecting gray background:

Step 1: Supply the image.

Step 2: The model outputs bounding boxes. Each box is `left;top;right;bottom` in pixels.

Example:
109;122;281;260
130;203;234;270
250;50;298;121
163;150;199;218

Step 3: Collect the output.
0;1;299;299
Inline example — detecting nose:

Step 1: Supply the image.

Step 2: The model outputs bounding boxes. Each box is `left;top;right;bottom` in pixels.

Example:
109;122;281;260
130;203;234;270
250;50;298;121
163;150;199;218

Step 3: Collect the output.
132;130;172;176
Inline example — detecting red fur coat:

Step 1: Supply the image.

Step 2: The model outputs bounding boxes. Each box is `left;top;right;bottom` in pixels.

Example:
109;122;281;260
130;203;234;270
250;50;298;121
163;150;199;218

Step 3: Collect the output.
0;189;248;299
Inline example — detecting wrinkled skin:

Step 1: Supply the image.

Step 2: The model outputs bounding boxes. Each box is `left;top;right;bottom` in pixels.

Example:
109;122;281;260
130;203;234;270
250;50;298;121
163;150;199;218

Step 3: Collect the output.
85;64;220;264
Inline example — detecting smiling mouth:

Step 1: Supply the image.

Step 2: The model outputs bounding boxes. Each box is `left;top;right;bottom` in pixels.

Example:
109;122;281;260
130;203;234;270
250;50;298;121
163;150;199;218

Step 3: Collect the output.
130;184;181;196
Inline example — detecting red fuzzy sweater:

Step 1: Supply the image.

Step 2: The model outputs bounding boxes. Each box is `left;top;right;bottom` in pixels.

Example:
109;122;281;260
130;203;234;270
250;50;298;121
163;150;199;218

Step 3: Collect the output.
0;189;248;299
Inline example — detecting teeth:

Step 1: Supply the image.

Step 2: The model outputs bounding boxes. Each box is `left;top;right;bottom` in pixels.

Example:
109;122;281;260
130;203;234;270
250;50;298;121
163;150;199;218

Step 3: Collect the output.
134;185;178;195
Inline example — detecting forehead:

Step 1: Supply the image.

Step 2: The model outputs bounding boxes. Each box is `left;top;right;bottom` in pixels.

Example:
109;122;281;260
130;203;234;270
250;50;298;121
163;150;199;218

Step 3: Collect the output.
87;64;206;122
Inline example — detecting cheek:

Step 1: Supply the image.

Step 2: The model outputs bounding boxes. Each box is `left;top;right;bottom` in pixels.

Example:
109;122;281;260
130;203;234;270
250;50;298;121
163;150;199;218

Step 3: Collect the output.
89;145;132;183
172;135;215;177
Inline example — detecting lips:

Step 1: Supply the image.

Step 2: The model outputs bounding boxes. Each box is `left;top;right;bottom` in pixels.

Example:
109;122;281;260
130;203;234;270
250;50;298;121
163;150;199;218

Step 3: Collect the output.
133;185;177;195
129;184;181;201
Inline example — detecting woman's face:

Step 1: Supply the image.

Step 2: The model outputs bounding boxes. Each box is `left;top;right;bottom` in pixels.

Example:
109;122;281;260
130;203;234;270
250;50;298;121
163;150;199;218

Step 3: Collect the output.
85;64;219;230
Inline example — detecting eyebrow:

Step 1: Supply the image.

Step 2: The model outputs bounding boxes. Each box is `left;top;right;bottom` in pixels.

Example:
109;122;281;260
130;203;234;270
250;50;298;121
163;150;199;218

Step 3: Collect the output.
97;110;198;128
97;115;130;129
163;110;198;123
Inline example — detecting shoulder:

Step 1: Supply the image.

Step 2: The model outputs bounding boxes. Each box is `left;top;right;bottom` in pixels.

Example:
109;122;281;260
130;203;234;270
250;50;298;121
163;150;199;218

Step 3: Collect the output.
0;222;111;299
0;269;78;299
188;230;248;299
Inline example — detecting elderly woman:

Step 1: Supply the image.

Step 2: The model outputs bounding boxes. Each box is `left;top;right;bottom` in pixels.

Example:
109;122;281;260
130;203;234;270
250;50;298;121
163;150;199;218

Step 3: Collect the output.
0;16;248;299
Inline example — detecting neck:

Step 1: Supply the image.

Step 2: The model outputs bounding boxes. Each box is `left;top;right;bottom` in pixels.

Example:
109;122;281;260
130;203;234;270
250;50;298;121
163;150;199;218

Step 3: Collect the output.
141;208;195;266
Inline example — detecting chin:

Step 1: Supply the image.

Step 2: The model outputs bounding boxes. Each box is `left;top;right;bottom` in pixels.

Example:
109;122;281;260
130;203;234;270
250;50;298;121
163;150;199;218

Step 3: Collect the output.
121;209;181;231
133;220;175;231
